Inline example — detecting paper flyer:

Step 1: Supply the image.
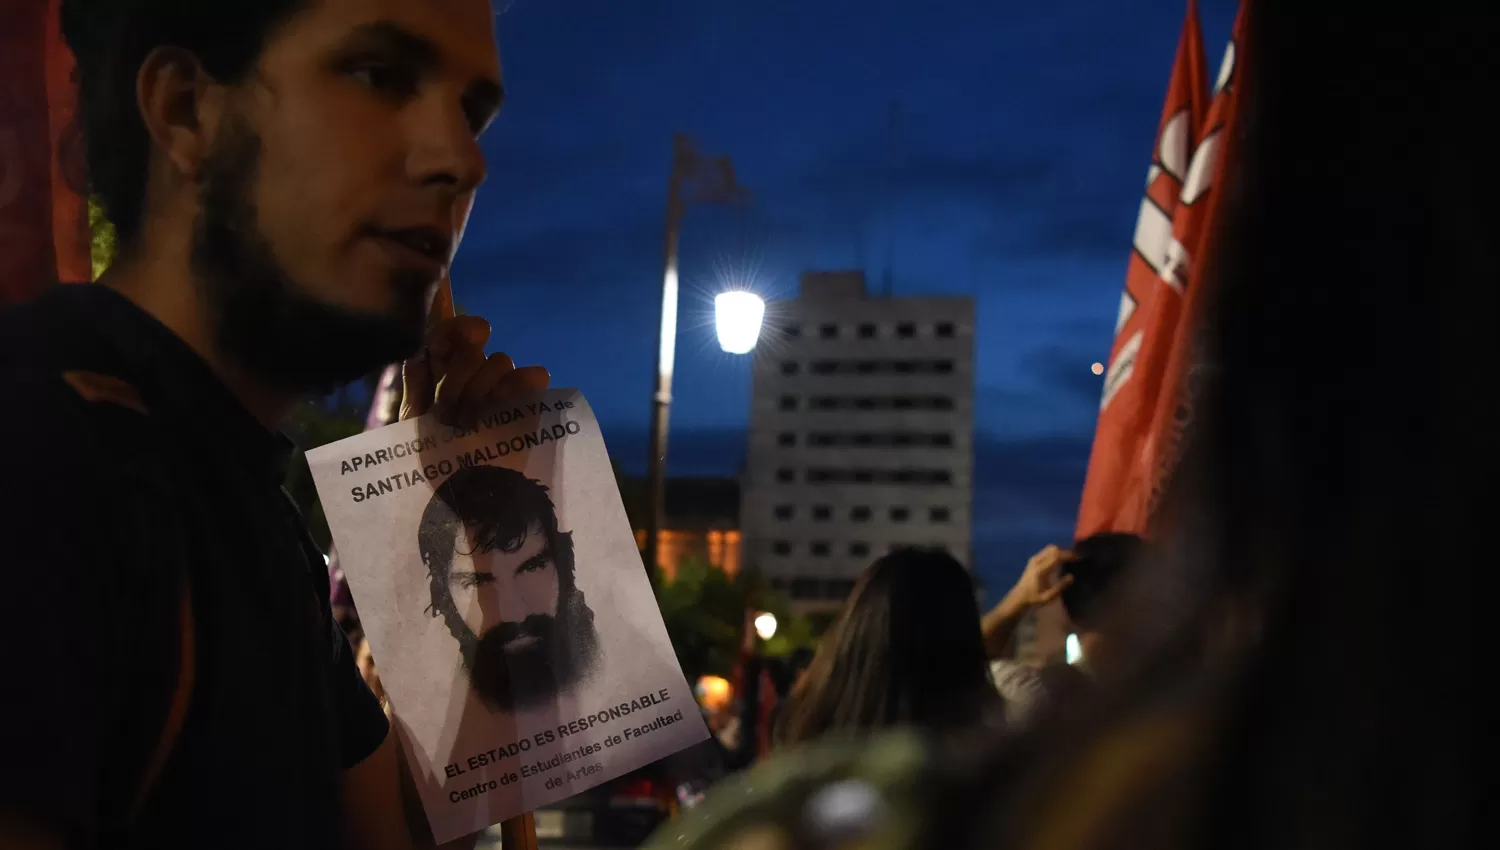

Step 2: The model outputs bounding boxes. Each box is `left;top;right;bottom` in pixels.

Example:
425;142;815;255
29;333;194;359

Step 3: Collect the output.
306;388;708;843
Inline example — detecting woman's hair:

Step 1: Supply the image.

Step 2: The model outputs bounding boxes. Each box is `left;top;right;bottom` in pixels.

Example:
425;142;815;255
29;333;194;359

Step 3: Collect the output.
776;548;997;746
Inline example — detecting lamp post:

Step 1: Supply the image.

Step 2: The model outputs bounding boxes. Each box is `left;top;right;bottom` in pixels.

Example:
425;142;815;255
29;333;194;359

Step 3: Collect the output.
644;135;753;588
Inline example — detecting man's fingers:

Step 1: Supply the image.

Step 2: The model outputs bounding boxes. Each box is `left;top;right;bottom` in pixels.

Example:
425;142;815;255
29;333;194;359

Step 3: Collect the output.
399;352;435;420
507;364;551;396
457;364;552;424
429;318;492;424
452;352;517;427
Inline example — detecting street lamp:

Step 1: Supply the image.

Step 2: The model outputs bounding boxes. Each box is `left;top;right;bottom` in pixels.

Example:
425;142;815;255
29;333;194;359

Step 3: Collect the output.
715;292;766;354
754;612;779;641
644;134;752;588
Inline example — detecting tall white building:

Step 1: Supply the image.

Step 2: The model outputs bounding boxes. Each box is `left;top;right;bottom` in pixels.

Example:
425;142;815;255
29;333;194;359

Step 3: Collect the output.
741;271;976;612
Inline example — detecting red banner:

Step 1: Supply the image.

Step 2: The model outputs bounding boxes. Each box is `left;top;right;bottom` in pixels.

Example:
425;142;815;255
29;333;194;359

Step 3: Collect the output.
1136;3;1250;523
1;0;89;304
1076;0;1210;537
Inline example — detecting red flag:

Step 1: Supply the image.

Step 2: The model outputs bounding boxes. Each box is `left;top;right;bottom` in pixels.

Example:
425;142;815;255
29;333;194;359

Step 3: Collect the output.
1134;3;1250;524
1;0;90;304
1076;0;1210;537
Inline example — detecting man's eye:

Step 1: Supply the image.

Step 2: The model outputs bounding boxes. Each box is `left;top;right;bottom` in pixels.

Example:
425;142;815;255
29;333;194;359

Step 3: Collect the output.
351;63;418;97
517;560;548;575
459;573;494;589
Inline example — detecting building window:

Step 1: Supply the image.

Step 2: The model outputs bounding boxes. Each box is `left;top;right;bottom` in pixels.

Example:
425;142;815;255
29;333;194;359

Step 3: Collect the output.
811;541;831;557
934;359;954;374
891;507;911;522
930;507;952;523
936;321;956;338
813;505;832;521
774;505;794;520
850;542;870;557
858;323;877;339
896;322;916;338
825;579;856;599
933;433;954;447
791;578;819;599
773;541;792;556
778;432;796;447
776;468;795;483
785;323;801;338
780;361;799;375
850;506;871;521
779;395;798;411
819;323;838;339
770;577;787;591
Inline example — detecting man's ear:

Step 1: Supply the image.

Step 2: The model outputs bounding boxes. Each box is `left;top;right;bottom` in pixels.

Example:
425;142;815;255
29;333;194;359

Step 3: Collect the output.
135;46;229;181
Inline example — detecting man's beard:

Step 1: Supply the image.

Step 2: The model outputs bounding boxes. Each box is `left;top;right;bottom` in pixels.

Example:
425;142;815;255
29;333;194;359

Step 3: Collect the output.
453;601;600;713
189;117;431;397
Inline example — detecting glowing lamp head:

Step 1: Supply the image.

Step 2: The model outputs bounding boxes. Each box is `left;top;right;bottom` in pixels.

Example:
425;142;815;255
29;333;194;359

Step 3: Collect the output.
715;291;765;354
753;611;778;640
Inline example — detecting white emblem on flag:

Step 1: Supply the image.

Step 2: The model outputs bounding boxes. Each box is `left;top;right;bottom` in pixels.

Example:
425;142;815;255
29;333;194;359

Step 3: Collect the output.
1115;290;1137;334
1132;198;1173;275
1158;109;1192;180
1180;130;1222;206
1101;330;1144;412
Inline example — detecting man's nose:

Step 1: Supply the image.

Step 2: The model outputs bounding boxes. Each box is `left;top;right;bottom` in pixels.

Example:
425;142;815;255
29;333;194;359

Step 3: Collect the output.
485;582;535;625
407;101;487;197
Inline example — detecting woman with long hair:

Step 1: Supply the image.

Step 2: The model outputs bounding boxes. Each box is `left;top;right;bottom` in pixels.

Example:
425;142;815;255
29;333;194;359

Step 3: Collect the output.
775;547;1000;747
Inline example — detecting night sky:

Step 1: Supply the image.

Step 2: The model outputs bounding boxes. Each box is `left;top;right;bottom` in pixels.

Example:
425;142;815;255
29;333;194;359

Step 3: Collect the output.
447;0;1238;595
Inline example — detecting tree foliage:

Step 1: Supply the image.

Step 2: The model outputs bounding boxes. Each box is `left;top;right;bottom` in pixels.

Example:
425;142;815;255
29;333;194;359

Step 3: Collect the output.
89;197;116;280
655;555;817;683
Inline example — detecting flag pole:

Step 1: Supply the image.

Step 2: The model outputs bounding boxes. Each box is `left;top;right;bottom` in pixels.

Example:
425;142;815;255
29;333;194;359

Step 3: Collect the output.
427;277;539;850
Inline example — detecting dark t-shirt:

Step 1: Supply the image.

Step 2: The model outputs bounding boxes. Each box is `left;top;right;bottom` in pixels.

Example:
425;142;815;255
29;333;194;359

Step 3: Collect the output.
0;285;389;847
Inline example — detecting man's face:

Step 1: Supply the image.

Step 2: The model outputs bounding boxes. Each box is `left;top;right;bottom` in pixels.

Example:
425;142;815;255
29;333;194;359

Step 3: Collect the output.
447;521;561;648
192;0;501;392
443;519;579;713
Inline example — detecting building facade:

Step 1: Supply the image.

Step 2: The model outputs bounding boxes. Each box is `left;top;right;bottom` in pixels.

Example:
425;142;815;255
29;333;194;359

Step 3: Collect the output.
624;476;742;580
740;271;975;611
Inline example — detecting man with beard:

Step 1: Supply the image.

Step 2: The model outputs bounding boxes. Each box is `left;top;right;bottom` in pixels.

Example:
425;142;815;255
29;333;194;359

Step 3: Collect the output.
0;1;539;848
418;465;601;713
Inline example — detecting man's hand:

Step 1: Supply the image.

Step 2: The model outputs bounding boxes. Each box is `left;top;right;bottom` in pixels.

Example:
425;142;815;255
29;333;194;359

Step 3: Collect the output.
400;284;550;427
981;544;1075;659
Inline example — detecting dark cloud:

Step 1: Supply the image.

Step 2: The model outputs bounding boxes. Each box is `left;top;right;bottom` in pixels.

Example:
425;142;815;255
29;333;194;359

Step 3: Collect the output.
796;147;1060;212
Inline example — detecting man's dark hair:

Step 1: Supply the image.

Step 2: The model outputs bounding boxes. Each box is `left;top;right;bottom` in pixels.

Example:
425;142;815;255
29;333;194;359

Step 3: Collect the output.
416;464;579;621
1060;531;1145;630
59;0;309;244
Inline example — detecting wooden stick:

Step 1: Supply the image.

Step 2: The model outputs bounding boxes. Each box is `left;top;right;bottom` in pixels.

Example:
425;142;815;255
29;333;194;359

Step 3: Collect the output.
434;276;539;850
498;812;539;850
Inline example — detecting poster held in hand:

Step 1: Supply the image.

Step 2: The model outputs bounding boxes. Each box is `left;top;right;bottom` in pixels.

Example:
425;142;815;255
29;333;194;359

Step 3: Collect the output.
307;389;708;844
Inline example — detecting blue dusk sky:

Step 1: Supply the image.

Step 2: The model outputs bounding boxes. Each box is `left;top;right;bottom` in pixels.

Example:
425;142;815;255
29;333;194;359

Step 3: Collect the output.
447;0;1238;594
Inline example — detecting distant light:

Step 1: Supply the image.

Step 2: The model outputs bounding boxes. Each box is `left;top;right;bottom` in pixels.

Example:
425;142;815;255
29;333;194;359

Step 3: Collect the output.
715;291;766;354
1090;362;1104;376
754;611;779;640
1066;633;1084;664
695;675;732;712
